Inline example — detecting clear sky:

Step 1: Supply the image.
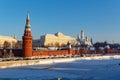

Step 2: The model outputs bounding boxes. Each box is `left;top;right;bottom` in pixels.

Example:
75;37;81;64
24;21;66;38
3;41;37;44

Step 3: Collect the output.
0;0;120;43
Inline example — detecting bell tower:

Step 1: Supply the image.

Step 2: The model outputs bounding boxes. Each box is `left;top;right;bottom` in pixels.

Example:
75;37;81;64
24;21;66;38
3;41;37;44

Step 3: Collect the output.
22;13;33;58
81;29;84;40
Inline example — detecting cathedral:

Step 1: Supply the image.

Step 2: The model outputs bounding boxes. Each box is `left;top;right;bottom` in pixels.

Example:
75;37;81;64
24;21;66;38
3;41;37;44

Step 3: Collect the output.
77;29;93;46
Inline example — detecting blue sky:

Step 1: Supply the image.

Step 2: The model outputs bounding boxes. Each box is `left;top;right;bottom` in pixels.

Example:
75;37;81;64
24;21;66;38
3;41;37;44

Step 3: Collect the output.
0;0;120;43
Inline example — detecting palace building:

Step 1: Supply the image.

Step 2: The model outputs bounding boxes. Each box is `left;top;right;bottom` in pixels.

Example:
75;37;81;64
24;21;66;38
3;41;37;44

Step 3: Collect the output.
0;35;17;48
39;32;76;47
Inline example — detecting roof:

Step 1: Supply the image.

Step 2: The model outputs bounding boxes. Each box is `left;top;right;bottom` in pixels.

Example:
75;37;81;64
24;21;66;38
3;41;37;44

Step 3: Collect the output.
0;35;17;44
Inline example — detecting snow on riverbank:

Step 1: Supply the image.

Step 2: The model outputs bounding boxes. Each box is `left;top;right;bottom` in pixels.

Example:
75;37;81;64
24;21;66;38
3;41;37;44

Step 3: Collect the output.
0;54;120;80
1;54;120;68
39;54;120;64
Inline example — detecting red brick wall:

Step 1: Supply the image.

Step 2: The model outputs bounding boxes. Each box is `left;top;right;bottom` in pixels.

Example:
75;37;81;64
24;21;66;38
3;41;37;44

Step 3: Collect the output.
32;49;70;57
106;49;119;54
0;48;120;58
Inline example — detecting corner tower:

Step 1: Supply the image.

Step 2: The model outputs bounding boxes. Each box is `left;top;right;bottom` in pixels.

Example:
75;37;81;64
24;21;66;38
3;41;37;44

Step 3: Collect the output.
22;13;33;58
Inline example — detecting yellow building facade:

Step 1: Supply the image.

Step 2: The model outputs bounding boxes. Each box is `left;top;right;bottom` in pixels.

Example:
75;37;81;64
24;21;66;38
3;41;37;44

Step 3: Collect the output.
40;32;76;47
0;36;17;48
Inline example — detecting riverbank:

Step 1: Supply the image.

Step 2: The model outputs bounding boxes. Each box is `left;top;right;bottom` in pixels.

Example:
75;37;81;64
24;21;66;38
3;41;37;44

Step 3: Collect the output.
0;54;120;68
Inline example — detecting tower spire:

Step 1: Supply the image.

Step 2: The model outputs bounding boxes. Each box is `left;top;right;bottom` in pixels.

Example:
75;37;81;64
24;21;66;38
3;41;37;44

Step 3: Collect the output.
25;12;31;31
27;12;30;20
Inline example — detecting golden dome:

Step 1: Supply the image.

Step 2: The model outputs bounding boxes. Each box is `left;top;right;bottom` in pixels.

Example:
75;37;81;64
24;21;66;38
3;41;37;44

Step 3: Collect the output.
81;29;84;32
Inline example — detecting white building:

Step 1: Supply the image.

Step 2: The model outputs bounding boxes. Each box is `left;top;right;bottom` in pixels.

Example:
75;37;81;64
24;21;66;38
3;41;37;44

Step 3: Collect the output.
77;29;92;46
39;32;76;47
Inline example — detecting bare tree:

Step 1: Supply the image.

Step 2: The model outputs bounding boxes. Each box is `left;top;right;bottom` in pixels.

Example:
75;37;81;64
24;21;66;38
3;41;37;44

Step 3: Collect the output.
11;41;16;48
55;42;60;47
0;51;3;58
9;50;14;57
15;41;22;49
61;43;66;47
3;49;8;58
3;41;11;49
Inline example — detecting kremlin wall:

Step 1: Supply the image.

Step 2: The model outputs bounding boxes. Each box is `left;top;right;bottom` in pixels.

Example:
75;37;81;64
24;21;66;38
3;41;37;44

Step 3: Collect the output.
0;13;120;59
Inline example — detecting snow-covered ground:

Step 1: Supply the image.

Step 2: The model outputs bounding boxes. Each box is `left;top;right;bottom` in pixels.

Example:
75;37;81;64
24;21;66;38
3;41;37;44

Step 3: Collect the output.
0;55;120;80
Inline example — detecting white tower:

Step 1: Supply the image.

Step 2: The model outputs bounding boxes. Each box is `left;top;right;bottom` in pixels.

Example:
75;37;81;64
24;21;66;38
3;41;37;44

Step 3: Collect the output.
86;36;89;41
77;34;80;40
81;29;84;40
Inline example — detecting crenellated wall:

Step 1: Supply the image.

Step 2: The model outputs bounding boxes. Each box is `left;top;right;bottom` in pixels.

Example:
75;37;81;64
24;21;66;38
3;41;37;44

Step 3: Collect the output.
32;49;71;58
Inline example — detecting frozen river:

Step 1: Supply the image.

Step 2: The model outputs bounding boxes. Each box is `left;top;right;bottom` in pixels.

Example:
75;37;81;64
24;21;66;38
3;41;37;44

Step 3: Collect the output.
0;55;120;80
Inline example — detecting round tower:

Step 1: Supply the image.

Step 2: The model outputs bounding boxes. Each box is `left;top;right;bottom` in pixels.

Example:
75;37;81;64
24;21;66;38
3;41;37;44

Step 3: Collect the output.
22;13;33;58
